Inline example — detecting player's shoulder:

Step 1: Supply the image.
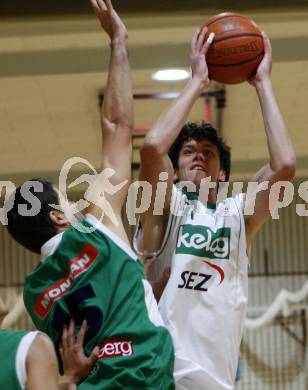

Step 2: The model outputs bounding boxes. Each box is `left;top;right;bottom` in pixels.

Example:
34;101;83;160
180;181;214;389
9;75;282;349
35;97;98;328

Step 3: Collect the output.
172;184;197;206
27;332;54;360
226;192;245;206
26;332;58;386
216;193;246;216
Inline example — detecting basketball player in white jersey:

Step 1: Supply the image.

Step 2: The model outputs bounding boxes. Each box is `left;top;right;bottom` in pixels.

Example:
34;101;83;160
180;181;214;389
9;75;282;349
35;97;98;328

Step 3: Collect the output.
135;26;296;389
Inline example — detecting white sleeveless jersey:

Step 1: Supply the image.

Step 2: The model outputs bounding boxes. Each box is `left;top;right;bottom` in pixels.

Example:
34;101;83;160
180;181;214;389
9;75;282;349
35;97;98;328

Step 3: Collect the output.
136;186;249;390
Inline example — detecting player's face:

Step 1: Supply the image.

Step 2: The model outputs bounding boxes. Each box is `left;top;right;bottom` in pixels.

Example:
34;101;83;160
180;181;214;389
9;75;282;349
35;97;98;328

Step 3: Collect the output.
175;138;225;190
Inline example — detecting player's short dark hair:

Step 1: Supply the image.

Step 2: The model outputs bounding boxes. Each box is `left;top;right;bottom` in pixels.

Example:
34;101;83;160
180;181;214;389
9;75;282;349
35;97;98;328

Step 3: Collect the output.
5;178;59;254
168;121;231;181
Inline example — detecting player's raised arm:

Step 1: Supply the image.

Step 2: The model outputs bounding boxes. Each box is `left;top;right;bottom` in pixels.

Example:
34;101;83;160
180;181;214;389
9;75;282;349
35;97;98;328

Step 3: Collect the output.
88;0;133;224
138;28;213;252
245;31;296;246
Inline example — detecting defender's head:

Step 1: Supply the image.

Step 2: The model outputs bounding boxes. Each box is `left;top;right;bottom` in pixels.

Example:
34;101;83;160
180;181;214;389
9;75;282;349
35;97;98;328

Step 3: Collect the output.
168;122;231;188
5;178;71;254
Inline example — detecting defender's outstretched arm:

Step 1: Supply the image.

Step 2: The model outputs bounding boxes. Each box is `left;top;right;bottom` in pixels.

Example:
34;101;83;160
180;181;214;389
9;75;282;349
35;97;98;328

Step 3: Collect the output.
88;0;133;236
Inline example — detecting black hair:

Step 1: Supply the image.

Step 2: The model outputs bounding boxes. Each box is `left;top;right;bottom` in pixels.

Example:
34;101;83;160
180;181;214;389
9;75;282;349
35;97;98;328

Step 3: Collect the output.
168;122;231;181
5;178;59;254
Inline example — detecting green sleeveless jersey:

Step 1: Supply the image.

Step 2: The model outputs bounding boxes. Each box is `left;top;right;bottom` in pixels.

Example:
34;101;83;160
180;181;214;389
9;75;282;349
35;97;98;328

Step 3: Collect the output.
0;330;29;390
24;215;175;389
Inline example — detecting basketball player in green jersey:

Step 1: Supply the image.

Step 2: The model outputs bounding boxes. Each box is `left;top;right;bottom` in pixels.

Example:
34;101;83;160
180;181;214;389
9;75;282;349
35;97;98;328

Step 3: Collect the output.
136;27;296;389
5;1;175;389
0;300;98;390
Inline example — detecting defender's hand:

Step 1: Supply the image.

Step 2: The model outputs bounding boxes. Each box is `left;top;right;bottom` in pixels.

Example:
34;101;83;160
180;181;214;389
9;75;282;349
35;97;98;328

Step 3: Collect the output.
90;0;128;41
59;320;99;387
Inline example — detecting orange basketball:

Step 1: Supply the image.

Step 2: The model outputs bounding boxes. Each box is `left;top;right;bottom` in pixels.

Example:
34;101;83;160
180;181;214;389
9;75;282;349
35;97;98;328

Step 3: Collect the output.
203;13;264;84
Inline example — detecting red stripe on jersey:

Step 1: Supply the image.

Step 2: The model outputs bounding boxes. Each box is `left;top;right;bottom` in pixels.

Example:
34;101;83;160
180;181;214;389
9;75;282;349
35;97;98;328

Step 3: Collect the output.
203;260;225;285
34;243;98;319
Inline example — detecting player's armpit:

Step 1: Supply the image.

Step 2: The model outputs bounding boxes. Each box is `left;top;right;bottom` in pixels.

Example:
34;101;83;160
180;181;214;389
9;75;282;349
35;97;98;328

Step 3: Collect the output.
140;214;169;255
139;143;174;219
149;267;171;302
244;162;295;246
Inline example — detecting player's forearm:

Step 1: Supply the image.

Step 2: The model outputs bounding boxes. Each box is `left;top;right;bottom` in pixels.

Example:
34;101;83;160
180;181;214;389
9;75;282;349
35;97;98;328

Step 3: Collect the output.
102;38;133;130
256;78;296;178
143;76;205;155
